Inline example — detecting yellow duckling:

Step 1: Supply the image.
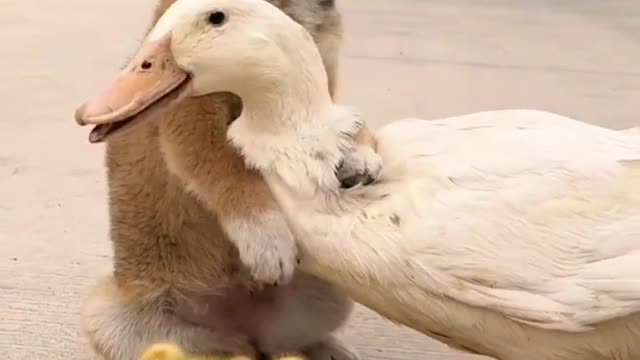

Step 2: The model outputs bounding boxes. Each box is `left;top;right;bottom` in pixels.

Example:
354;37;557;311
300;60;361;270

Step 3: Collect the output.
140;343;307;360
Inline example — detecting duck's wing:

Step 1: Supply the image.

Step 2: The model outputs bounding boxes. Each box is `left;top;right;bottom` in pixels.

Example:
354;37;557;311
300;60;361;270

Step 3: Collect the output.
374;110;640;332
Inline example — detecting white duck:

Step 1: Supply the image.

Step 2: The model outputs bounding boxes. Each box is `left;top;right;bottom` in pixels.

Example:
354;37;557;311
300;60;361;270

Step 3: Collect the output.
75;0;640;359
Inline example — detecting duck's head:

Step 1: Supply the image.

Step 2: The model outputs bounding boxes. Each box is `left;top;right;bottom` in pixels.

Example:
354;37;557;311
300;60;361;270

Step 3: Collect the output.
75;0;327;142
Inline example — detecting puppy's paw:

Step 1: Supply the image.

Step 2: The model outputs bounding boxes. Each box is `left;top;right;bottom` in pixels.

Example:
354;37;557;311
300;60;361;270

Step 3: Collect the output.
337;145;383;189
224;212;298;286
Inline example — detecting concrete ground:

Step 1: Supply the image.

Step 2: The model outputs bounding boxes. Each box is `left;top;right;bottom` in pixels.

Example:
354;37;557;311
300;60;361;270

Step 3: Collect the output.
1;0;639;359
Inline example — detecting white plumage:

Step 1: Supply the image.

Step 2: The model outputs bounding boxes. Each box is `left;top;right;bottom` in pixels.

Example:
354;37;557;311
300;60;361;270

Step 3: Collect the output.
264;109;640;359
376;111;640;332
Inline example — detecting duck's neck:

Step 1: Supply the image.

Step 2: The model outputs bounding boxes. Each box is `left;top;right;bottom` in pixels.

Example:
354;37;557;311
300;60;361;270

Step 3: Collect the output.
239;72;332;133
227;60;362;201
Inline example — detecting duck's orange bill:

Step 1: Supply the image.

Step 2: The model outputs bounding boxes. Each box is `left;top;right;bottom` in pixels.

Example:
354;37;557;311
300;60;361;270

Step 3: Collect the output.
74;35;190;128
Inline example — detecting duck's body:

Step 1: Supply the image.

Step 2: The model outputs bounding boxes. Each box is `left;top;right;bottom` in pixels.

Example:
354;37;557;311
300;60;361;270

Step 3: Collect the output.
75;0;640;358
267;109;640;360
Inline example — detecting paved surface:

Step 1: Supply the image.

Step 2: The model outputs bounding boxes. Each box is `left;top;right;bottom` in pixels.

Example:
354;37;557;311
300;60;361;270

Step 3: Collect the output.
1;0;639;359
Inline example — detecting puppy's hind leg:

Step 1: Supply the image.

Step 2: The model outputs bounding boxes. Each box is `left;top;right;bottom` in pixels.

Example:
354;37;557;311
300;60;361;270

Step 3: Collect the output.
251;273;361;360
82;276;255;360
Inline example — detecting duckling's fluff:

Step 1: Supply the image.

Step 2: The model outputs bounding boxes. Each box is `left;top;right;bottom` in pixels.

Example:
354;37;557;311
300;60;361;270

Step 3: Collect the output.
140;343;307;360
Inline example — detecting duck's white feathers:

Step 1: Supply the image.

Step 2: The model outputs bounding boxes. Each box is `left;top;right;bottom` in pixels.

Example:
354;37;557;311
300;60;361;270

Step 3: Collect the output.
324;109;640;333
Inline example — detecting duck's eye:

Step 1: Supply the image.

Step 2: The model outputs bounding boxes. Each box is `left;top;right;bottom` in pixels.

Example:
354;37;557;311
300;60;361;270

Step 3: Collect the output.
207;11;227;27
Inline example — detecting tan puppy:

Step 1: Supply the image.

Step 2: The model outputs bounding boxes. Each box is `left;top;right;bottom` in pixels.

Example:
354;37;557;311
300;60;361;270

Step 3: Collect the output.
80;0;374;360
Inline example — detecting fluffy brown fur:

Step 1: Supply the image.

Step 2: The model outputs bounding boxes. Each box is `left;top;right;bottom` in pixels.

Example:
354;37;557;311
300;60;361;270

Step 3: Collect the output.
81;1;365;360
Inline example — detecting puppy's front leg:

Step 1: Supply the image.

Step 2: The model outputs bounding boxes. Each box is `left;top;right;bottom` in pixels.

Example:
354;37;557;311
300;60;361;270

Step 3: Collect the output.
163;130;298;287
218;193;298;287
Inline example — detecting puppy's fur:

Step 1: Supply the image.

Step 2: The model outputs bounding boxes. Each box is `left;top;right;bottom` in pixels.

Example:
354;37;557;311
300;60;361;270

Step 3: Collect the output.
81;1;363;360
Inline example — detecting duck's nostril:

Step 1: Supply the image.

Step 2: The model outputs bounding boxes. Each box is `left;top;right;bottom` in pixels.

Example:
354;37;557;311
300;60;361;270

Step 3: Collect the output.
141;60;152;70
